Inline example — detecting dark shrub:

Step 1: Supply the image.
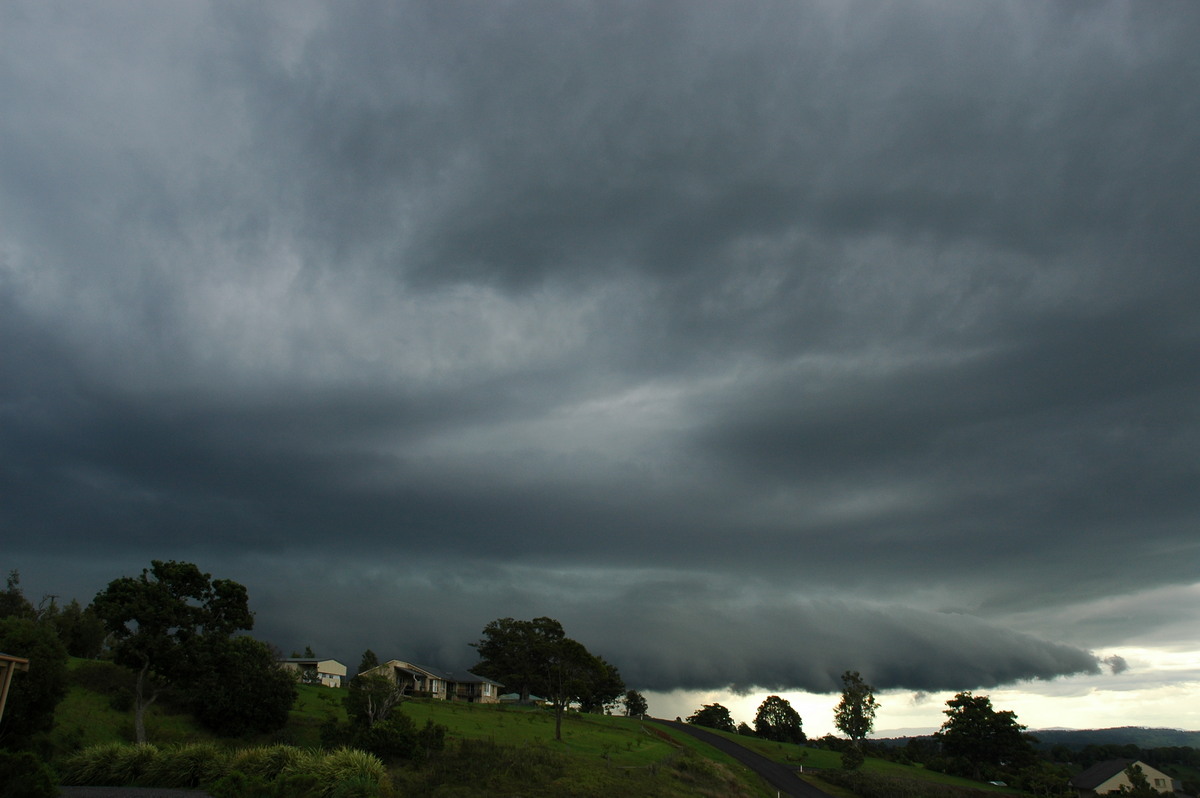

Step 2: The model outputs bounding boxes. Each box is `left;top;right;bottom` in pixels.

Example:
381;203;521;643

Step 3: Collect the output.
0;750;59;798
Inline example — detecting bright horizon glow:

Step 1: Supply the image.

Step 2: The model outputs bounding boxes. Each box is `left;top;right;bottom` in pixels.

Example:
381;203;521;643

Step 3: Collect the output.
643;645;1200;738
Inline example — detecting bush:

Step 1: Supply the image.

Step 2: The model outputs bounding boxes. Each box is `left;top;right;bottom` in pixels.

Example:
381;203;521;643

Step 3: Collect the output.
355;716;416;762
61;742;125;785
111;742;160;785
316;748;391;796
141;743;230;787
841;745;865;770
230;743;308;781
0;617;69;747
208;769;277;798
60;742;161;786
188;637;298;737
0;749;58;798
322;715;448;763
64;741;394;798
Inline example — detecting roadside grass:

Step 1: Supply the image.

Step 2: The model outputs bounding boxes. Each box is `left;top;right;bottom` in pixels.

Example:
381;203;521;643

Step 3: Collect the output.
649;725;1024;796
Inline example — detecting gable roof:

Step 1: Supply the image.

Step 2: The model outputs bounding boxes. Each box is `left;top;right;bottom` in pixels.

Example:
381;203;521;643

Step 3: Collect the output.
1071;758;1136;789
381;659;502;686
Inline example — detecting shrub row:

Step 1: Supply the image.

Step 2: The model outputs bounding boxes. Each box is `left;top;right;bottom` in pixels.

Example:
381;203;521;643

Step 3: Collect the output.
59;742;392;797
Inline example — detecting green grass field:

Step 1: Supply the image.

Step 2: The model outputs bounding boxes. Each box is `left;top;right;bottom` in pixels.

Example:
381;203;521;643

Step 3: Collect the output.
47;659;1030;797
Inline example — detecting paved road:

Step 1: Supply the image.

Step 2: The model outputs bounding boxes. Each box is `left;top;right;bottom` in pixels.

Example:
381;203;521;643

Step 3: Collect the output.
650;719;833;798
60;789;212;798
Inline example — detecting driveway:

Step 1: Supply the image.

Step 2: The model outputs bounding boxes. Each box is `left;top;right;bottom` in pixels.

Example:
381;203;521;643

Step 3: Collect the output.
650;719;834;798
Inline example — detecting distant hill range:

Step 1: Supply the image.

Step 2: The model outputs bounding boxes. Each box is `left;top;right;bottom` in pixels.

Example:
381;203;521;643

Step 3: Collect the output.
1029;727;1200;749
875;727;1200;749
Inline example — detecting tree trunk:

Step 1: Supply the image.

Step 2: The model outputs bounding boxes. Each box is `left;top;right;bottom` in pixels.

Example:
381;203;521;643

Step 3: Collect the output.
133;661;158;745
134;662;148;744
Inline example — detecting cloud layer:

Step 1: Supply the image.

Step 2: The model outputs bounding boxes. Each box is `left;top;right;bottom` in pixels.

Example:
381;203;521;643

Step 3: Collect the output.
3;1;1198;697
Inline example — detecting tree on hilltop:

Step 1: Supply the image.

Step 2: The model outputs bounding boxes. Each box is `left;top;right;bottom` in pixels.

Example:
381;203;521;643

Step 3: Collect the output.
936;692;1036;781
754;695;806;743
624;689;649;718
473;616;624;740
687;703;736;733
472;616;565;703
834;669;880;769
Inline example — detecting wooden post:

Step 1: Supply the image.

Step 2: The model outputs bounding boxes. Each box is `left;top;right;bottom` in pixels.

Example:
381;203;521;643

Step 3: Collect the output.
0;653;32;722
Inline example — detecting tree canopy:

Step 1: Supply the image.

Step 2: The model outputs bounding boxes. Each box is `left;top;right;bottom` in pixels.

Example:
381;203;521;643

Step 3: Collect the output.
624;689;649;718
936;692;1037;780
472;616;565;702
833;670;880;745
754;695;806;743
687;703;736;733
91;560;284;743
472;616;623;740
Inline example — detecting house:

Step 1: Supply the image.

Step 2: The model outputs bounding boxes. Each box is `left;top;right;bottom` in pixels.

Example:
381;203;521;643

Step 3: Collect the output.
279;657;347;688
1069;759;1182;797
362;659;502;704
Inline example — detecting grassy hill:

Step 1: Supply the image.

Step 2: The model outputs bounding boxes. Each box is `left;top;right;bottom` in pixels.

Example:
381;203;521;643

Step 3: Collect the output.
45;659;1042;797
47;659;775;796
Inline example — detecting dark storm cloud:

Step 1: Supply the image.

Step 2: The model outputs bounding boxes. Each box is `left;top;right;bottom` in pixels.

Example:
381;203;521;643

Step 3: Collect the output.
3;1;1199;697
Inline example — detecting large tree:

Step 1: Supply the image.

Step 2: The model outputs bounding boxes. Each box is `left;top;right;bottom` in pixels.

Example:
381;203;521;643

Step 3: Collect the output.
472;616;564;702
687;703;736;733
936;692;1037;780
473;616;623;740
575;655;625;715
544;639;625;739
623;689;649;718
754;695;806;743
91;560;257;743
833;670;880;748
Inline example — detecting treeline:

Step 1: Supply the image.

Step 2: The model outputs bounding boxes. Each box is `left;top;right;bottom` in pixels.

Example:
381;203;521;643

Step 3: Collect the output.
1035;727;1200;749
1044;741;1200;771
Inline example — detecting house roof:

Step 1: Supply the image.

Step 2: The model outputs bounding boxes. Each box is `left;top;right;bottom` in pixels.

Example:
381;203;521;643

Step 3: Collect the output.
385;660;502;686
280;657;342;665
1069;759;1140;790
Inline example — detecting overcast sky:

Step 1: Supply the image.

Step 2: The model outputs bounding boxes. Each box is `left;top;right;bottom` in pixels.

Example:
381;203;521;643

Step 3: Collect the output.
3;1;1198;734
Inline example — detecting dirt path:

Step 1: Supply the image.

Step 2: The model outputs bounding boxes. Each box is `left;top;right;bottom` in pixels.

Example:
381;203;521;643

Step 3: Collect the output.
650;719;834;798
